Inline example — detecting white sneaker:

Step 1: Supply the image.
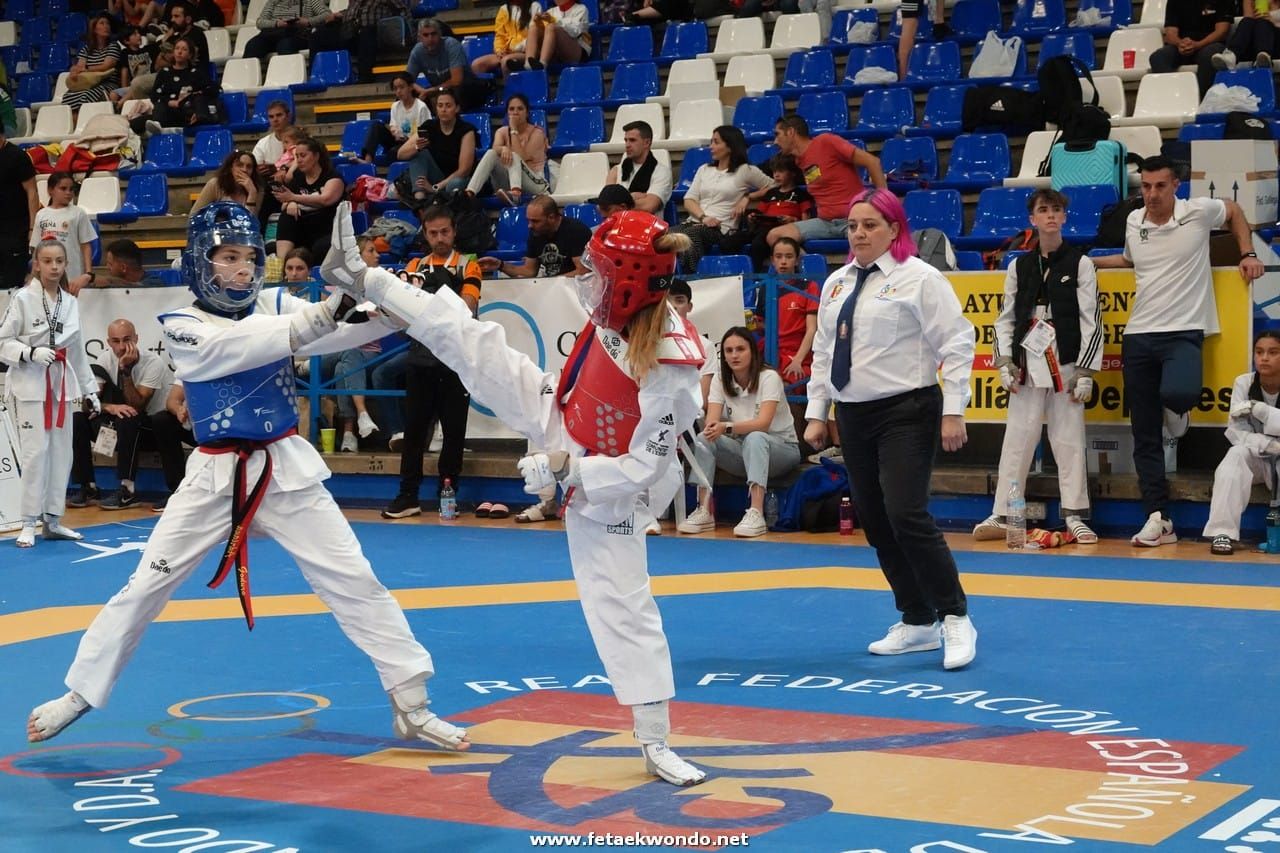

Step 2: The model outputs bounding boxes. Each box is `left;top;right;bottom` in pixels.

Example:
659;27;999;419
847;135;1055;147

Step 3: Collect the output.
1257;50;1273;68
942;614;978;670
1131;511;1176;547
677;505;716;534
972;514;1008;541
1212;48;1237;70
1162;407;1189;439
646;519;662;535
388;432;405;452
27;691;91;742
145;119;163;135
733;507;768;537
357;411;378;438
641;741;706;786
868;621;941;655
340;431;359;453
1065;514;1098;544
15;523;36;548
43;519;82;541
389;682;469;751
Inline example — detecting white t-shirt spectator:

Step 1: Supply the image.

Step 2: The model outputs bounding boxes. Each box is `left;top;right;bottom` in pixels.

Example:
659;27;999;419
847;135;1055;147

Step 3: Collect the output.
1123;197;1227;336
30;204;96;281
253;132;286;171
709;367;798;443
390;98;432;137
686;163;774;234
96;347;173;417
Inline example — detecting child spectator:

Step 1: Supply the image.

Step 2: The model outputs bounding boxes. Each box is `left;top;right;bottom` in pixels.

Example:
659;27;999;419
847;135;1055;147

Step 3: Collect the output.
471;0;543;76
283;247;315;290
734;155;813;271
756;237;820;383
31;173;97;296
323;236;384;453
358;73;432;165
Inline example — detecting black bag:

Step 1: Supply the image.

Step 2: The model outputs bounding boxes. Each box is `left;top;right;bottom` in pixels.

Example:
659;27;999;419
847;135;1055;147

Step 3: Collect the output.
445;190;495;255
962;85;1045;133
1094;196;1144;249
1037;55;1110;147
185;87;226;126
982;228;1039;270
1226;111;1273;139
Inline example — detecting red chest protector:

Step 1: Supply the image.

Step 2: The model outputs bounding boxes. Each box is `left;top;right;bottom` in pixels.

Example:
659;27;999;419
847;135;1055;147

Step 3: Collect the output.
557;311;705;457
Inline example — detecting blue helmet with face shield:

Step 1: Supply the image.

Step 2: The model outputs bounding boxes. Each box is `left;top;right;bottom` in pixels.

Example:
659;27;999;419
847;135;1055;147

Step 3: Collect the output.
183;201;266;314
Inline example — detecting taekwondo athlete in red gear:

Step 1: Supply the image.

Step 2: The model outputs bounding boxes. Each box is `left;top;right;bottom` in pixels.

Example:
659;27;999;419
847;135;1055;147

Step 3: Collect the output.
26;202;470;752
322;201;709;786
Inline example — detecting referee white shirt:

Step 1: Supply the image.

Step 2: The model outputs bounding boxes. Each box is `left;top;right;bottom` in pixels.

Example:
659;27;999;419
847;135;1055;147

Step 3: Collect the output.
804;252;975;422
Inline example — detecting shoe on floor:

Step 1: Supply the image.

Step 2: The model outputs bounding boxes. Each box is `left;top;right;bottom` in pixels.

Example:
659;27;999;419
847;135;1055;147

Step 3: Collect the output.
868;621;941;655
341;431;359;453
357;411;378;438
16;523;36;548
43;519;82;540
515;499;558;523
733;507;768;537
475;501;493;518
646;519;662;535
1131;511;1176;547
1065;515;1097;544
677;505;716;534
942;614;978;670
381;493;422;519
1210;534;1234;555
152;495;169;513
66;485;99;508
98;488;137;511
1212;48;1237;70
972;514;1008;541
641;741;706;786
388;432;405;452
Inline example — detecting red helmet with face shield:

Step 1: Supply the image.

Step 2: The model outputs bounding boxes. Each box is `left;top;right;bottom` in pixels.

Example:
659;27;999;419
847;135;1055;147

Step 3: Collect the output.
577;211;679;333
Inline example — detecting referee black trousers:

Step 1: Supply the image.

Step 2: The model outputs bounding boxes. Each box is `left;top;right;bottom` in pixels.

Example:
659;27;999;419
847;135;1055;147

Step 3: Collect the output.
836;386;968;625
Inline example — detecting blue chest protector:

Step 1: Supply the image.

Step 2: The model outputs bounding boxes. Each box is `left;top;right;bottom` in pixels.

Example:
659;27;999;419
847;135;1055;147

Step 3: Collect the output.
185;357;300;444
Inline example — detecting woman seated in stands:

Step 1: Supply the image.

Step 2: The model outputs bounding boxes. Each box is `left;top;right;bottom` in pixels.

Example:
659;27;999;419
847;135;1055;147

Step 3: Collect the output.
522;0;590;70
673;125;774;274
1214;0;1279;70
464;93;550;207
145;37;213;129
472;0;542;77
273;137;346;260
192;151;264;216
397;88;478;200
678;326;803;538
63;15;122;112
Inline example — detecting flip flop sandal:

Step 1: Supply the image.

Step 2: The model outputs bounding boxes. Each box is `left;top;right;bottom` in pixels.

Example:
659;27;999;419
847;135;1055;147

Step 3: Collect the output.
515;502;556;523
487;503;510;519
475;502;494;518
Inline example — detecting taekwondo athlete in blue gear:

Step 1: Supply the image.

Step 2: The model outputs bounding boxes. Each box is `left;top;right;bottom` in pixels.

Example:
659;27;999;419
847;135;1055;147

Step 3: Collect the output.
26;202;470;752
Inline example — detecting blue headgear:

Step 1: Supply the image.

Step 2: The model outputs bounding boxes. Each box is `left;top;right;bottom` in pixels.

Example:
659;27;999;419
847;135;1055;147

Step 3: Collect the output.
183;201;266;315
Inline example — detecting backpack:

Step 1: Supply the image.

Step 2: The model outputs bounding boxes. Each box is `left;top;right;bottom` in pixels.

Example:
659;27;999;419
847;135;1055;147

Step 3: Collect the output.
1225;111;1273;139
442;189;495;255
1036;55;1110;153
962;85;1045;134
982;228;1039;270
1094;196;1143;249
775;457;850;532
913;228;957;271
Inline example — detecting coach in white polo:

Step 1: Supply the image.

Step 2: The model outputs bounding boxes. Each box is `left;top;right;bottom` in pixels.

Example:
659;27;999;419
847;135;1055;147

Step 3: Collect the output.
1094;155;1264;547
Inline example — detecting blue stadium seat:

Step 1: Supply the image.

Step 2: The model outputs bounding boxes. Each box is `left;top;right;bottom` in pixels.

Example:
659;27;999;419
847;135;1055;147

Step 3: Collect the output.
34;42;70;72
830;9;878;53
414;0;458;13
603;62;659;108
550;64;603;108
97;172;169;223
221;91;266;133
906;41;962;87
462;34;495;66
659;21;708;60
383;209;418;233
153;268;184;286
934;132;1011;191
778;47;837;92
15;73;50;107
368;162;411;214
605;26;653;64
504;69;548;106
1076;0;1132;29
186;127;233;171
1209;68;1276;115
797;91;849;135
57;12;86;42
293;50;352;93
733;95;785;143
462;112;493;152
748;142;779;166
799;252;828;282
6;0;34;17
548;106;605;157
849;86;914;139
1178;122;1225;141
1062;183;1119;241
888;8;932;42
19;17;52;48
494;207;529;261
904;189;963;239
1039;31;1096;68
253;88;294;122
841;45;896;90
955;186;1035;248
673;146;712;197
564;203;604;228
121;131;186;176
340;119;375;159
43;0;67;13
1010;0;1067;36
949;0;1003;43
696;255;753;277
954;250;985;270
881;136;939;191
336;161;376;187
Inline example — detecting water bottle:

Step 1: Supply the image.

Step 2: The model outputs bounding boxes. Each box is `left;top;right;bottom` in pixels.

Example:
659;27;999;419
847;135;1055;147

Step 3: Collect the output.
764;491;779;528
1266;505;1280;553
1006;480;1027;550
439;478;457;521
839;497;854;536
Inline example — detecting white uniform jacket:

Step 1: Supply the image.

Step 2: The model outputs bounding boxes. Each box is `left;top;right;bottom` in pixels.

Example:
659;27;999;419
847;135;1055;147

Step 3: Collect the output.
0;281;96;402
1226;372;1280;459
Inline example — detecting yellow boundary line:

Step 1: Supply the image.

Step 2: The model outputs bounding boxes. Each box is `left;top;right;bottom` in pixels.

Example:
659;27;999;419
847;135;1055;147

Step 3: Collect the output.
3;567;1277;648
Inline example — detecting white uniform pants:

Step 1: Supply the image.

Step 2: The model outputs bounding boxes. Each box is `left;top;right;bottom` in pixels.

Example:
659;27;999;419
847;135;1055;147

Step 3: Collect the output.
9;397;73;521
993;386;1089;516
1203;445;1273;540
65;475;433;708
564;501;674;706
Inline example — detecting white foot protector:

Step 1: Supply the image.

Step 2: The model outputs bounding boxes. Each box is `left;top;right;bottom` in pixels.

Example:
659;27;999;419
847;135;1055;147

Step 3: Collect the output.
642;742;707;787
16;524;36;548
43;519;82;541
389;682;470;751
27;691;91;742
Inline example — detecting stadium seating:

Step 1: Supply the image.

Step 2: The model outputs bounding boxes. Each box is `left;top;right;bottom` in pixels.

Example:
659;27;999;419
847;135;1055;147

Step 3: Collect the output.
98;172;169;224
904;189;964;239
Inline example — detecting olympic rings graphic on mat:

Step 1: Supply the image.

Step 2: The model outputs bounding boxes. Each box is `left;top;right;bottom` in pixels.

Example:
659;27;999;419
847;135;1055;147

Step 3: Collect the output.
167;691;331;721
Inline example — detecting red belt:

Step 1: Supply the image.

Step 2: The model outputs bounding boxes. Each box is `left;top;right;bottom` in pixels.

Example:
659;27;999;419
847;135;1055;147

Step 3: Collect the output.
199;428;298;630
43;348;68;430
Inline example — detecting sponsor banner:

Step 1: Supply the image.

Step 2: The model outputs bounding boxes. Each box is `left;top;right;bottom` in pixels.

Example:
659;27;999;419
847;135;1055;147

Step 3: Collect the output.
0;402;21;532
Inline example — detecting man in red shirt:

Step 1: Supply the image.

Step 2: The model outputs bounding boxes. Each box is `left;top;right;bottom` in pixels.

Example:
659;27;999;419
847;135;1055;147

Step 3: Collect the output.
765;116;886;254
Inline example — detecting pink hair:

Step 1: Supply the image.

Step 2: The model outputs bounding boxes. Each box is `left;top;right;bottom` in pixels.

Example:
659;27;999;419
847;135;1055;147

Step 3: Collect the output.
847;189;917;263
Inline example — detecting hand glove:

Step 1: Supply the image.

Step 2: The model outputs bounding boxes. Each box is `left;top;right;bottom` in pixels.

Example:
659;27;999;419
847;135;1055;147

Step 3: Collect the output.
325;289;361;323
320;201;369;300
1066;368;1094;403
517;450;573;494
1231;398;1256;419
28;346;56;365
84;392;101;415
1252;401;1273;422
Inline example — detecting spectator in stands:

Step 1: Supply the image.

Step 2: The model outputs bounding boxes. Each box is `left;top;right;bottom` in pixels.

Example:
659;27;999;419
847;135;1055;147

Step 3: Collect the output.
1204;329;1280;555
101;239;162;286
273;138;345;261
357;73;432;165
318;235;386;451
1149;0;1232;95
478;195;591;279
0;124;39;290
67;319;175;511
896;0;948;81
472;0;543;77
253;100;294;231
678;326;802;538
464;93;550;207
729;154;813;270
245;0;340;61
1093;156;1264;547
282;246;315;289
107;0;151;26
143;37;215;130
164;0;226;27
766;116;886;256
1212;0;1277;70
30;172;96;296
382;205;482;519
672;125;774;273
193;150;264;217
756;237;820;383
407;18;492;112
666;277;717;404
112;26;155;105
605;121;672;215
523;0;591;70
63;15;123;111
150;382;196;511
156;3;210;69
590;183;635;220
398;88;478;200
310;0;408;84
621;0;692;25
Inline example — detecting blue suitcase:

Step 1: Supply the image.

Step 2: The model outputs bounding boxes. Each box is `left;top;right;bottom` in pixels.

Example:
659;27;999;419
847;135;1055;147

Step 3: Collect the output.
1049;138;1128;198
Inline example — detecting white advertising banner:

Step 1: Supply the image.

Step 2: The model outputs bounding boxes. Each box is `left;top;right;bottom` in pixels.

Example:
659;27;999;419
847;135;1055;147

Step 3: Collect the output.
0;401;21;532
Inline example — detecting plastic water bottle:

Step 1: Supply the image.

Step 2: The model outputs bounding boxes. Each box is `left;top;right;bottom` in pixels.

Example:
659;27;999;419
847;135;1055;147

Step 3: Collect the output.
839;497;854;536
1266;505;1280;553
1007;480;1027;550
764;491;779;528
439;479;457;521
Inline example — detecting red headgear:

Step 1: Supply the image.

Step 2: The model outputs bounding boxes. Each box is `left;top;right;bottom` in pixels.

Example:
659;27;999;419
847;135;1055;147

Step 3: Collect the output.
577;211;678;332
